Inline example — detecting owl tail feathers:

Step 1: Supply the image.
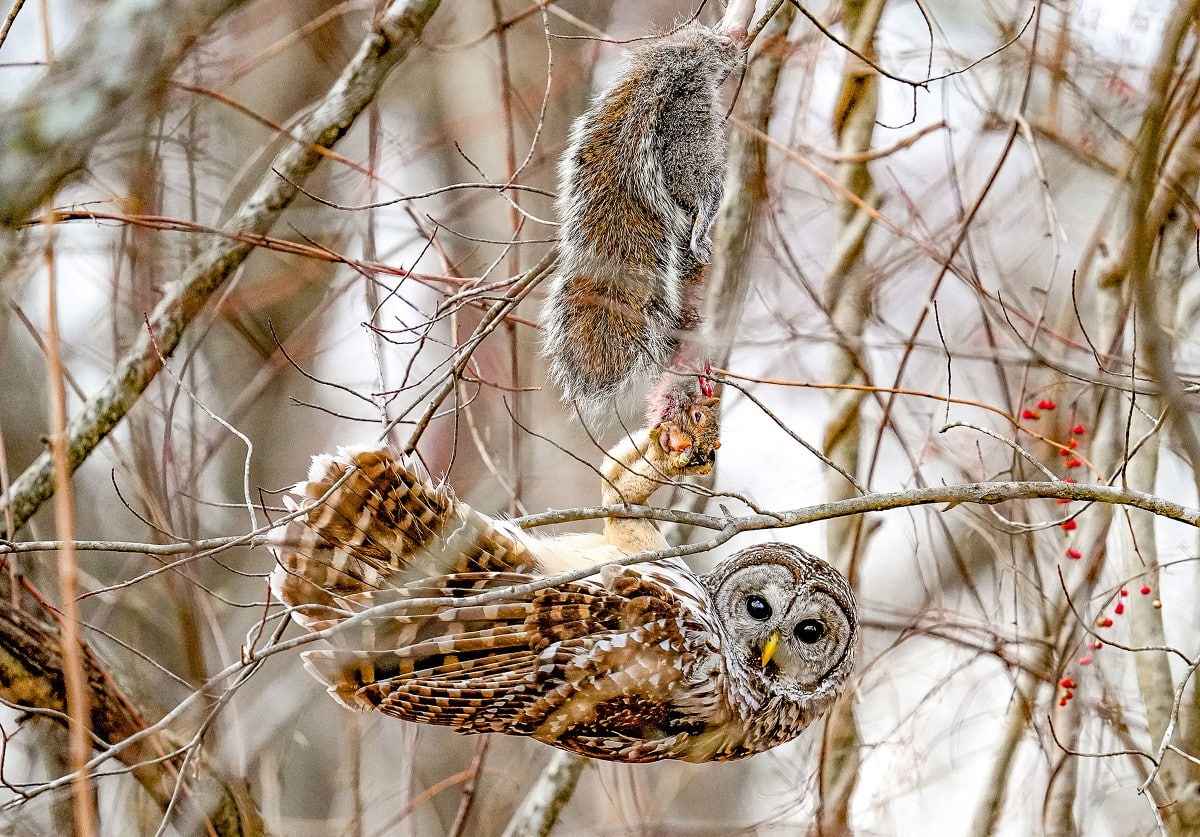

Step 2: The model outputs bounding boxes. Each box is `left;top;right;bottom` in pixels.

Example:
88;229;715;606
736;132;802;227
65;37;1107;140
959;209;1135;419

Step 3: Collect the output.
290;444;453;573
271;444;544;633
268;444;457;630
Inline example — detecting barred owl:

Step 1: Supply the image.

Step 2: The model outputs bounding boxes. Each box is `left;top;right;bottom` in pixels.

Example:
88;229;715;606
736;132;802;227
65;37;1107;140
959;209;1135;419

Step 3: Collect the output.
270;388;857;762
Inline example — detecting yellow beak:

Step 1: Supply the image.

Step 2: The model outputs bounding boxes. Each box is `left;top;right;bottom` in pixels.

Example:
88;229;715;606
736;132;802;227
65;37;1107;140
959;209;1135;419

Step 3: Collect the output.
760;631;781;668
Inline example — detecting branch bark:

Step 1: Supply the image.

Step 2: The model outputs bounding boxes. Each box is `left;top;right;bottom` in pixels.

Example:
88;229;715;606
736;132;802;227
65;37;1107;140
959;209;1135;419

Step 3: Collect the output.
1122;62;1200;832
1087;5;1200;831
500;750;586;837
1128;1;1200;496
0;591;263;836
705;2;794;361
0;0;252;227
0;0;444;538
817;0;887;830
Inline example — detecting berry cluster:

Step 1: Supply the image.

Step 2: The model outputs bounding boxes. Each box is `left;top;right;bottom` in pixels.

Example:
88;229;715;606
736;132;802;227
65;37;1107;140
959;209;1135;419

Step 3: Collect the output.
1019;400;1089;549
1057;584;1159;707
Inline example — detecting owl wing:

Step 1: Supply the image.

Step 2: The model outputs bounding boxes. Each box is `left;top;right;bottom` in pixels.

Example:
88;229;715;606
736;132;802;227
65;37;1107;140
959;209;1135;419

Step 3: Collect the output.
269;445;544;631
300;562;728;762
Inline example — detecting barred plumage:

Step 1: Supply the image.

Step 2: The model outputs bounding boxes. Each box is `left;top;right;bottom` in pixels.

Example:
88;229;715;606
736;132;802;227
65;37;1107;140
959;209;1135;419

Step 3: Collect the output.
270;395;857;762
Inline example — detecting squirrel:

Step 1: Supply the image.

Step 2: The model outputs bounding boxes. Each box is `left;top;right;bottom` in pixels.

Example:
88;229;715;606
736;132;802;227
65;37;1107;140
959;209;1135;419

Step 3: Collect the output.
541;6;753;419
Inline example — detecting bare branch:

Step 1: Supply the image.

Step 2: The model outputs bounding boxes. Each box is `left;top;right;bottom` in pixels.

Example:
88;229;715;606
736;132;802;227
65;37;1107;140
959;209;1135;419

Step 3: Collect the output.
0;0;253;226
0;0;444;538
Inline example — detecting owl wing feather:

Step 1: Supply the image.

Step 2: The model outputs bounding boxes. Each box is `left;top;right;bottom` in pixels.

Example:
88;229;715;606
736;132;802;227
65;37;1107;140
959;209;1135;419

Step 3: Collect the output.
298;562;729;761
267;423;770;763
522;565;730;761
302;575;608;725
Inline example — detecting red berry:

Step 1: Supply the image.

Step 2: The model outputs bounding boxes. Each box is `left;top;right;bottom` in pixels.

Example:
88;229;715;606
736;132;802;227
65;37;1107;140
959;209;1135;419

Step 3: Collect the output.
1066;549;1082;559
1068;438;1079;448
1038;400;1057;410
1064;477;1077;483
1100;618;1113;628
1065;690;1074;699
1115;602;1125;615
1120;589;1129;597
1060;677;1076;688
1140;586;1152;595
1062;519;1078;531
1058;697;1068;707
1066;458;1083;468
1059;448;1070;457
1072;424;1086;435
1079;655;1094;665
1022;409;1041;420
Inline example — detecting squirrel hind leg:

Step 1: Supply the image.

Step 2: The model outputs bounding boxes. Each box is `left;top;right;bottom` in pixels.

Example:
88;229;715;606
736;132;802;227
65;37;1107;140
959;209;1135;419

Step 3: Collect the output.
690;178;725;264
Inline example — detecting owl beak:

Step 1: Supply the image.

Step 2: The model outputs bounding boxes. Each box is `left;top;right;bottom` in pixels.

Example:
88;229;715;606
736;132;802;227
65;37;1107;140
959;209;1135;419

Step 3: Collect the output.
760;631;781;668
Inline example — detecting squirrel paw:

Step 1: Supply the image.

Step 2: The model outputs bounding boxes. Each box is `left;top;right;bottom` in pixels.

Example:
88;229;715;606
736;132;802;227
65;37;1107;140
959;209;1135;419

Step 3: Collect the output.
690;224;714;265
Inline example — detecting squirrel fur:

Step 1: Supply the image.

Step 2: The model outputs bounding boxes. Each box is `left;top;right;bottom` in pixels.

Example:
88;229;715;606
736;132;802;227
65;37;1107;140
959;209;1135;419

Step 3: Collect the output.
542;21;742;418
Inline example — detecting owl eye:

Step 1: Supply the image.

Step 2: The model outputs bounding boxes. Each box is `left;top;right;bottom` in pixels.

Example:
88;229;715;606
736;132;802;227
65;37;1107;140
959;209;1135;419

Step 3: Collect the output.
745;595;772;620
794;619;825;644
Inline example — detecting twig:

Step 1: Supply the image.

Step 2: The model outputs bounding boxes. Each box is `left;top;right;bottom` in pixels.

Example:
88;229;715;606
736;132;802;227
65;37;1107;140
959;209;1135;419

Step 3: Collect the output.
500;750;586;837
0;0;256;225
42;207;96;836
1127;0;1200;499
0;586;264;834
0;0;445;538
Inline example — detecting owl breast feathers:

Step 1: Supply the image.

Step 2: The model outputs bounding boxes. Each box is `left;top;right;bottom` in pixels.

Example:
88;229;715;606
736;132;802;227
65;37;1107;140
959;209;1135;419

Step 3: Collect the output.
269;445;857;763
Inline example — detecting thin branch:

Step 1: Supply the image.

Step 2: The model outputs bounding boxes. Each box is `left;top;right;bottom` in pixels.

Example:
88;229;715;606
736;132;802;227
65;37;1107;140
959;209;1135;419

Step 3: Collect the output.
1128;0;1200;498
500;750;586;837
0;0;445;538
0;588;264;834
41;216;96;835
0;0;254;225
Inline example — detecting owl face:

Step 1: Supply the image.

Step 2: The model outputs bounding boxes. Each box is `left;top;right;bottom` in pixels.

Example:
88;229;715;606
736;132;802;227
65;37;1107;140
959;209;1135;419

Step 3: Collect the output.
704;544;857;699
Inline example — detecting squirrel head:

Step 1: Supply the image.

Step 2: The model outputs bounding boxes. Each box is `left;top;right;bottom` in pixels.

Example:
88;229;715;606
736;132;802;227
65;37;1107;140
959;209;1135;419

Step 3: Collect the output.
646;375;721;473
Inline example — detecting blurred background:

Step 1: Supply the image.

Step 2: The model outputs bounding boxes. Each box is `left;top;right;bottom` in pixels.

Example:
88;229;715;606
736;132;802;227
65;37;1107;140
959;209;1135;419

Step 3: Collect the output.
1;0;1198;834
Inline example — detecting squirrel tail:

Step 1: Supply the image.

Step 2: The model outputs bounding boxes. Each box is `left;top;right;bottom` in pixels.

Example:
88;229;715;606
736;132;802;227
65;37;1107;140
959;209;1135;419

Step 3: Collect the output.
541;272;680;418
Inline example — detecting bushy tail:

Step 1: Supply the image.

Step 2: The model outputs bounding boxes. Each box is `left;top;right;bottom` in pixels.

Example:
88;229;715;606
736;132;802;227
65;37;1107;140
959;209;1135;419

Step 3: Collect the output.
541;272;680;419
268;445;536;631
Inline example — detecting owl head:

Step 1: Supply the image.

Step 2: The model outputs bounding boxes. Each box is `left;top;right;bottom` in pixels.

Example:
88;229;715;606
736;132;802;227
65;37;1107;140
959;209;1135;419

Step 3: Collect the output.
702;543;857;702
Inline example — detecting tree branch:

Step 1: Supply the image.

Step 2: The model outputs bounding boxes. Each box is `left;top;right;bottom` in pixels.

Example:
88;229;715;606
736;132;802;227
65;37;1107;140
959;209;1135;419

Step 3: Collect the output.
0;0;252;226
1128;0;1200;496
0;0;444;538
500;751;586;837
0;591;263;835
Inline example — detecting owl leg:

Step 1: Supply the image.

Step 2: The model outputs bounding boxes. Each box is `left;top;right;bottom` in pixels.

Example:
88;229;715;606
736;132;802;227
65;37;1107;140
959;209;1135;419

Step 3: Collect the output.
601;382;720;554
